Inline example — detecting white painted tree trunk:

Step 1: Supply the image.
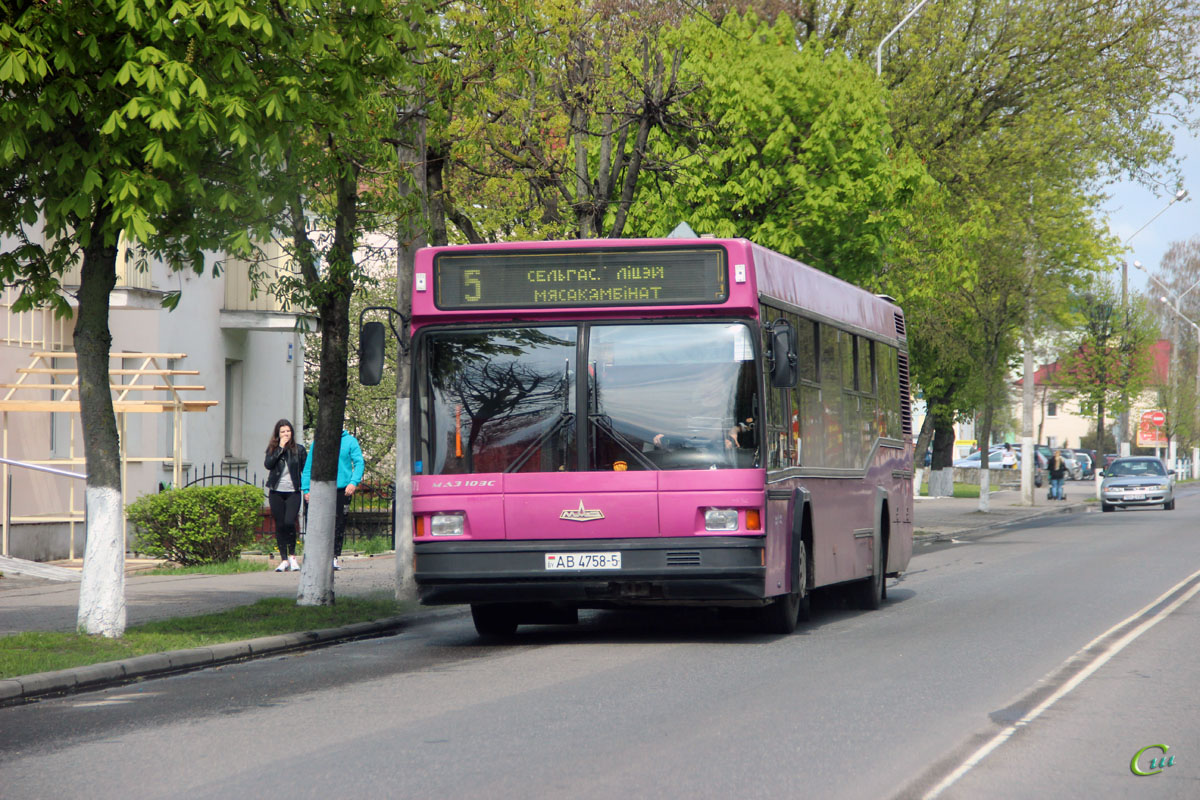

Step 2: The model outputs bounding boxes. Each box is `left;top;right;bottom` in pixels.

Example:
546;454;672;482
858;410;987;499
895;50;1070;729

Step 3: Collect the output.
76;486;126;637
928;468;954;498
297;481;336;605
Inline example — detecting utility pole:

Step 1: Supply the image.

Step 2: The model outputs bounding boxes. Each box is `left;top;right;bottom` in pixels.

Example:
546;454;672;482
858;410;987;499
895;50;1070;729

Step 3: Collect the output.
393;94;426;603
1020;195;1035;506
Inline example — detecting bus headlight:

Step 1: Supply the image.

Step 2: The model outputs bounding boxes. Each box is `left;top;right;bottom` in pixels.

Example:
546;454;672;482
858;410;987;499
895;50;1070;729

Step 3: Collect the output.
431;513;465;536
704;508;739;531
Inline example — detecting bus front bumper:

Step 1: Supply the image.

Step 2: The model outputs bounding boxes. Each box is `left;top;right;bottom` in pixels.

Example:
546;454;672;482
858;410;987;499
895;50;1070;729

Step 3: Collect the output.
415;536;767;606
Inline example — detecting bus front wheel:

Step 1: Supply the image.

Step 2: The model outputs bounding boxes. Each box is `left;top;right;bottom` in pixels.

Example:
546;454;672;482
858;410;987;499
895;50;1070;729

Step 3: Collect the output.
471;604;519;637
761;540;810;634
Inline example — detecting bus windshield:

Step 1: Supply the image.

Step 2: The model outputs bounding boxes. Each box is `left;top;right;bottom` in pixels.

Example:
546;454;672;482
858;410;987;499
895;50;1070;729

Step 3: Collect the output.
417;322;759;474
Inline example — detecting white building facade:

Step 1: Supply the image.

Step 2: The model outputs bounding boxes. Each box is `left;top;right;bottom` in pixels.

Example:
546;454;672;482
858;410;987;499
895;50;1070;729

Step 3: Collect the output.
1;236;308;561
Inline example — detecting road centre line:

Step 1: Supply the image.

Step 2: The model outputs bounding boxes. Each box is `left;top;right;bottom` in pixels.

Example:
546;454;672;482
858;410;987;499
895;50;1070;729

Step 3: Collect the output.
922;565;1200;799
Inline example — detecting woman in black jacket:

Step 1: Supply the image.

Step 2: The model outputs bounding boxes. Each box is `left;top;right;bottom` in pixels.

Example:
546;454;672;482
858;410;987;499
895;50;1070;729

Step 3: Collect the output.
265;419;307;571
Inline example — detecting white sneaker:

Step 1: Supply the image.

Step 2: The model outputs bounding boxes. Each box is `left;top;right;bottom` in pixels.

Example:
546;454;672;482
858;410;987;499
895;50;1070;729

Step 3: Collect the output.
288;556;300;571
333;558;340;571
275;561;289;572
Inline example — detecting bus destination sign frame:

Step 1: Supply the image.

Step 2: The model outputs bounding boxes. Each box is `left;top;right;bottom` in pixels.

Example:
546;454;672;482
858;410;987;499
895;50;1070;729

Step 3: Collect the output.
433;247;729;310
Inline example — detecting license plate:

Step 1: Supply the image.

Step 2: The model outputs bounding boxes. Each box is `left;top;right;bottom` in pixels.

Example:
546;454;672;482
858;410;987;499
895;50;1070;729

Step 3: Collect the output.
544;552;621;570
1125;493;1146;500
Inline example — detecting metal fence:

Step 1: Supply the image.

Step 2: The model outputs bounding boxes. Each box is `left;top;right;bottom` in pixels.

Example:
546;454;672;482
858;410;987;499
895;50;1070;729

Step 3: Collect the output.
171;463;394;547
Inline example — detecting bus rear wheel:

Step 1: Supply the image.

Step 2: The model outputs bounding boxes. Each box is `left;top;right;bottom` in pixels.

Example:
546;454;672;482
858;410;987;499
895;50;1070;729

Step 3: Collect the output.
471;604;519;637
853;535;886;611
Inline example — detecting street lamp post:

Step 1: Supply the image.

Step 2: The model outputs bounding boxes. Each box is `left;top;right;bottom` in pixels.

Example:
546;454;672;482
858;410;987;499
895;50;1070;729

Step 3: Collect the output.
875;0;933;77
1118;188;1189;457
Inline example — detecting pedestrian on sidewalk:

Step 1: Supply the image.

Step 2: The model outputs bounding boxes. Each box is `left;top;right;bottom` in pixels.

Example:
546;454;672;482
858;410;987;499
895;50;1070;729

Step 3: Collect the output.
1001;443;1017;470
1048;449;1068;501
265;419;307;572
301;430;365;571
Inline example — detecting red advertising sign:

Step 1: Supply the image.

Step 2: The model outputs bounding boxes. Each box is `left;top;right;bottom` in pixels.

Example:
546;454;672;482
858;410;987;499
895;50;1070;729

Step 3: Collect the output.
1138;410;1168;447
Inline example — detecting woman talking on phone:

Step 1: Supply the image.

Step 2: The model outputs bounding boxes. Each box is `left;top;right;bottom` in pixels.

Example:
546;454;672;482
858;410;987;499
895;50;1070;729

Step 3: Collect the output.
264;419;307;572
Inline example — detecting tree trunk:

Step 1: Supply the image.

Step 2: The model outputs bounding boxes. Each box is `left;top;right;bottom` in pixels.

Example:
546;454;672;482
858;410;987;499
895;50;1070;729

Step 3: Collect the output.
75;209;125;637
927;423;956;498
296;168;357;607
911;410;934;495
977;403;995;513
425;141;448;247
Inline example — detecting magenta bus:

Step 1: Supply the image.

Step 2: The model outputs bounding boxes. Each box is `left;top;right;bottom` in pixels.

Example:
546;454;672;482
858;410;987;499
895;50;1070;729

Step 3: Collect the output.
396;238;913;636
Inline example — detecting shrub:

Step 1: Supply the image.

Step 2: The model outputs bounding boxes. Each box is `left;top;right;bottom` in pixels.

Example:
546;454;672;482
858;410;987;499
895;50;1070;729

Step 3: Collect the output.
127;485;266;565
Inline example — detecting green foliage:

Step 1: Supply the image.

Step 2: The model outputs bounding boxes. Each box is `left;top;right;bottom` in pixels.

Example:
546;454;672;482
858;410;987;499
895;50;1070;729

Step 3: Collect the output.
630;12;927;285
126;485;265;566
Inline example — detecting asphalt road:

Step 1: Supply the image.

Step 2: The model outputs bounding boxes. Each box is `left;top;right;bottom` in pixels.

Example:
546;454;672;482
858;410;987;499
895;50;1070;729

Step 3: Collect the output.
2;494;1199;800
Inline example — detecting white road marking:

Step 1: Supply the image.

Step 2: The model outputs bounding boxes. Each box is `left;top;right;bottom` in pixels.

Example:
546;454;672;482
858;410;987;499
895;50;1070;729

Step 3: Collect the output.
923;565;1200;799
71;692;160;708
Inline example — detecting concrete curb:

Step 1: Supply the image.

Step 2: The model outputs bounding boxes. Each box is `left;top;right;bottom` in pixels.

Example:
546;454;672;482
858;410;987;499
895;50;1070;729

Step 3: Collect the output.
914;501;1090;544
0;615;409;708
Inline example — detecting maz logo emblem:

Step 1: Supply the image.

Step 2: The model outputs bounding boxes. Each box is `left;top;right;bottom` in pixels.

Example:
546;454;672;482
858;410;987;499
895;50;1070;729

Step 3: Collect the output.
560;501;604;522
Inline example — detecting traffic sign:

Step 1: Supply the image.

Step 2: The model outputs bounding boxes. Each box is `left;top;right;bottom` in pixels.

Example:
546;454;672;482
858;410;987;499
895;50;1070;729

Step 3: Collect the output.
1143;410;1166;427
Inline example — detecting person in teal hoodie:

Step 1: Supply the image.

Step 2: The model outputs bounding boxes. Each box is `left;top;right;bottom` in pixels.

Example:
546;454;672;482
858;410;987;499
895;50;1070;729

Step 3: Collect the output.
301;430;365;570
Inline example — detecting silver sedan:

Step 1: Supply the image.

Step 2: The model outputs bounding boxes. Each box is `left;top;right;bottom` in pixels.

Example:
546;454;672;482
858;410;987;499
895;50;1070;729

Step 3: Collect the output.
1100;457;1175;512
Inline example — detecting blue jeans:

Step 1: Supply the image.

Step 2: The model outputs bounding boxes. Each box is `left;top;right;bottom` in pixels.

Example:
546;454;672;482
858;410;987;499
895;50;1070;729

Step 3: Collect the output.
1049;478;1064;499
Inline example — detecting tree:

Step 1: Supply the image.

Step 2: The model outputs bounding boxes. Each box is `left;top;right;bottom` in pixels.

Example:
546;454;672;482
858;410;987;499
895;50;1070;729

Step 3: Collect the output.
427;1;697;243
0;0;293;636
629;12;928;285
1055;286;1159;456
256;0;432;606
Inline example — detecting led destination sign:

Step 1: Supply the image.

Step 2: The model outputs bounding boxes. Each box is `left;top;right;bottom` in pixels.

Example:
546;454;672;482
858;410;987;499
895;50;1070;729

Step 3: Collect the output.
433;247;728;310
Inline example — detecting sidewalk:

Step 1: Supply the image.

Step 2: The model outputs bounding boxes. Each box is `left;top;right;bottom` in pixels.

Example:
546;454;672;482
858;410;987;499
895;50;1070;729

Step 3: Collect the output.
913;486;1089;541
0;491;1090;704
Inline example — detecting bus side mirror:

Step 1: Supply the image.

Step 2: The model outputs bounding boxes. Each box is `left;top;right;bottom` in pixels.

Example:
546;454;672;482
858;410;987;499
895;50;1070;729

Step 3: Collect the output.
359;321;386;386
767;320;798;388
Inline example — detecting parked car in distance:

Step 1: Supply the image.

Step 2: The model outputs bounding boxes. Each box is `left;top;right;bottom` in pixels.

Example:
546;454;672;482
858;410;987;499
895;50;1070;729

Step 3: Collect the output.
1100;456;1175;512
953;447;1045;488
1070;451;1094;479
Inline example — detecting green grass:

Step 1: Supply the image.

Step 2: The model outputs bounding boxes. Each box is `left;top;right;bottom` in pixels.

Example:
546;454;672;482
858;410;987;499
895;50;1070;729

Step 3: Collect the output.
347;535;394;555
139;559;272;576
0;595;409;679
919;482;981;498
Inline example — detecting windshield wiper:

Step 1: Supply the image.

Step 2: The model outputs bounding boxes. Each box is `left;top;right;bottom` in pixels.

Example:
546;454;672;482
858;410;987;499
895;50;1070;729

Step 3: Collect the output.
506;412;575;473
588;414;658;470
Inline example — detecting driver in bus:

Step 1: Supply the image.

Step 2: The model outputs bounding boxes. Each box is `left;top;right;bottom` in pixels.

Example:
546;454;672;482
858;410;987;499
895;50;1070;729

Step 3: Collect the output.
651;417;755;451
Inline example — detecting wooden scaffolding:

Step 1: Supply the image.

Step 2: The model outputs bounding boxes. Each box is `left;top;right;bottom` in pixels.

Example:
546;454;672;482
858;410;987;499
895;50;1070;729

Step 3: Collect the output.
0;351;217;557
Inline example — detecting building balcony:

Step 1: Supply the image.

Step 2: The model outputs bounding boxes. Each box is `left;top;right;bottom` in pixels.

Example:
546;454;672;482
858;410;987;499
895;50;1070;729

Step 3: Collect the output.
219;244;314;331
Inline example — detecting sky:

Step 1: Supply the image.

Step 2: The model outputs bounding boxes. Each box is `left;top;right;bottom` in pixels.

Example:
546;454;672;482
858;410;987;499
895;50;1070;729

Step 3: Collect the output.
1101;124;1199;297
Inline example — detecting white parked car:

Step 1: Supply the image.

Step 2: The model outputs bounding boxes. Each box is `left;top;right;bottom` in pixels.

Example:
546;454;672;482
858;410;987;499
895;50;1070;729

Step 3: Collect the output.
953;447;1045;487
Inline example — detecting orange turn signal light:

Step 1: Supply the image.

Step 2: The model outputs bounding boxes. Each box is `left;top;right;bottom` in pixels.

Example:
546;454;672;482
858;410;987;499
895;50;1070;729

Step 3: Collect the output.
414;516;425;538
745;509;761;530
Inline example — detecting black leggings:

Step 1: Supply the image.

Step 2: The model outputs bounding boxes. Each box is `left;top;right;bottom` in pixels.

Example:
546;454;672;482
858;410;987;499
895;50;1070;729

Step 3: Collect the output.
269;490;302;558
